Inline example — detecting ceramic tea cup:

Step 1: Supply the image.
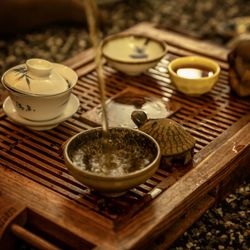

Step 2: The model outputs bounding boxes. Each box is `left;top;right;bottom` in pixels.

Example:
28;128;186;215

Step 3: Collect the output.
1;58;78;121
168;56;220;96
101;33;167;76
64;127;161;197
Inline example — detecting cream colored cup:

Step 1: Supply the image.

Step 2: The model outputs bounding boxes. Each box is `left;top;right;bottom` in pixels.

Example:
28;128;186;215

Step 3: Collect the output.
102;34;167;76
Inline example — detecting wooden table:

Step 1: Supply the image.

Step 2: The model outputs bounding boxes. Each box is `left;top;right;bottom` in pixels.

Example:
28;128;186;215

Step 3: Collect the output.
0;23;250;250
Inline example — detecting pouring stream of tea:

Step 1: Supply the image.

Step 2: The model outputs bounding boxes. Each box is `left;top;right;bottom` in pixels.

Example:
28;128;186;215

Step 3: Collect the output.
72;1;155;176
83;0;114;170
83;0;109;135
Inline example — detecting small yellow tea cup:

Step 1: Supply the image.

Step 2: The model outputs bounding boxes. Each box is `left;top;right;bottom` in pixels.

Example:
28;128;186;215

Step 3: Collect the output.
168;56;220;96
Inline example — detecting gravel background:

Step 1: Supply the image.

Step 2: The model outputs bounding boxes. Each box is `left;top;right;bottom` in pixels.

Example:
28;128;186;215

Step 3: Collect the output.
0;0;249;249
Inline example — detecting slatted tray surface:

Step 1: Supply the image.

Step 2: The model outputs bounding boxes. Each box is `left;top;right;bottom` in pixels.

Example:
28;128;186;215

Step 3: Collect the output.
0;23;250;249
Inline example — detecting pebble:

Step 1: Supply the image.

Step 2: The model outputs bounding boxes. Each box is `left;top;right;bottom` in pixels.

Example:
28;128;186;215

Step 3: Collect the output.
186;242;193;248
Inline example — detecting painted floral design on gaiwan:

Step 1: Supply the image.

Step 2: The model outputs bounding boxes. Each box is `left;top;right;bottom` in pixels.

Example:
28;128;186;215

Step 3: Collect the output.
131;110;196;165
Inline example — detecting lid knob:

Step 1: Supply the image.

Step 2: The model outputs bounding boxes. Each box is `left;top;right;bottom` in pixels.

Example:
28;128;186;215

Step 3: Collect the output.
26;59;52;77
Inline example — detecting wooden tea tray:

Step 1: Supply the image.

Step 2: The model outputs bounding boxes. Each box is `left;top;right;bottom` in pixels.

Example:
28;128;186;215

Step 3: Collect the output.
0;23;250;250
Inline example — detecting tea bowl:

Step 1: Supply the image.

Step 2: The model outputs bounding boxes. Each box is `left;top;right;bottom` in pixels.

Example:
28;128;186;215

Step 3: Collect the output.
101;33;167;76
63;127;161;197
1;58;78;121
168;56;220;96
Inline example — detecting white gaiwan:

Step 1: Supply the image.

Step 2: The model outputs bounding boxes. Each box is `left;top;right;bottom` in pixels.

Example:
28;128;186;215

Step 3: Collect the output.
2;58;78;121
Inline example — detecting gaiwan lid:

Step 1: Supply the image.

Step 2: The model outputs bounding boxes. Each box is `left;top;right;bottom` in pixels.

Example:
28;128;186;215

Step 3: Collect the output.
2;58;76;95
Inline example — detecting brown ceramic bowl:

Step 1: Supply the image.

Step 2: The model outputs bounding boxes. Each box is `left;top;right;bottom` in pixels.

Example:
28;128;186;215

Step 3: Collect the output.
64;127;161;197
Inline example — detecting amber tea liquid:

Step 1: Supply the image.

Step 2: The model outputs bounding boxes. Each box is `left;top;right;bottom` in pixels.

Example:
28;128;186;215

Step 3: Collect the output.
72;136;155;176
175;65;214;79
